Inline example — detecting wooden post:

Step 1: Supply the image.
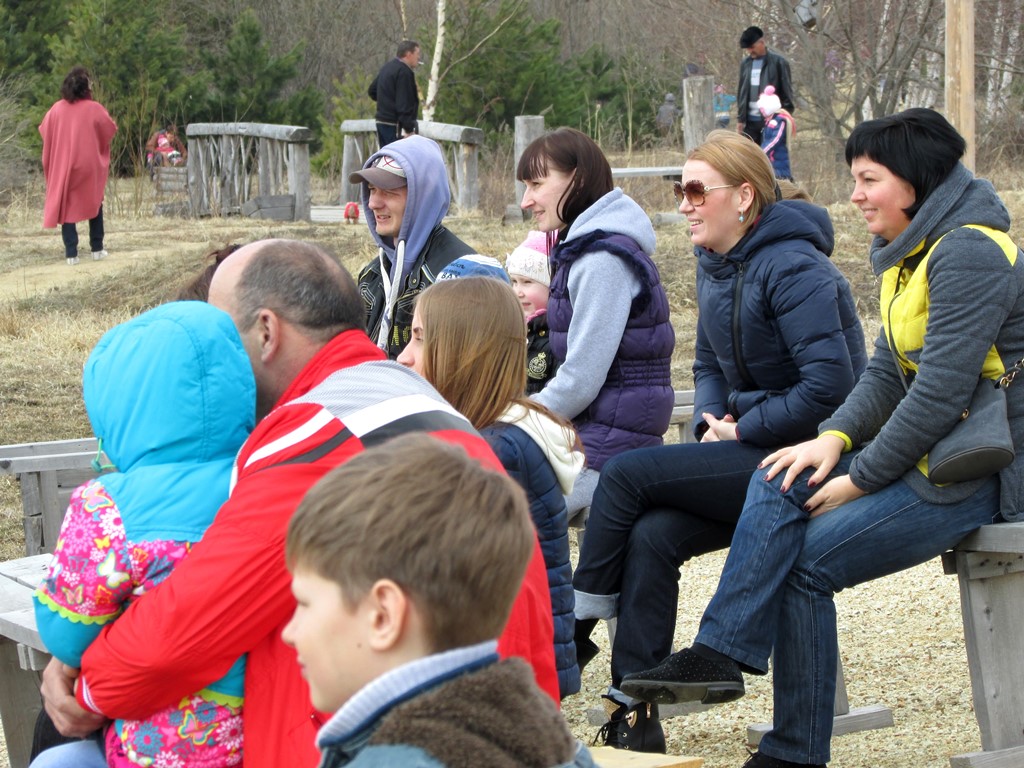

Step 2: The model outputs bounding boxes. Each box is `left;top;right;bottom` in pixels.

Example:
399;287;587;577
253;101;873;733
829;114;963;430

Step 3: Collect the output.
288;142;312;221
682;76;715;154
340;133;363;205
514;116;545;211
188;137;209;216
258;139;272;198
454;141;480;211
946;0;975;171
340;119;377;205
0;638;41;768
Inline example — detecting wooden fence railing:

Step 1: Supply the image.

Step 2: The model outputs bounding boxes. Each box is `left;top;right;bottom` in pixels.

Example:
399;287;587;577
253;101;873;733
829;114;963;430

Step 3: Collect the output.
185;122;314;221
339;120;484;212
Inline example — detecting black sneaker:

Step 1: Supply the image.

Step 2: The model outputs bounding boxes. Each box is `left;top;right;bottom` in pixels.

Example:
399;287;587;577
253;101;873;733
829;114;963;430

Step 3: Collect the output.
619;647;744;705
741;749;826;768
594;696;666;753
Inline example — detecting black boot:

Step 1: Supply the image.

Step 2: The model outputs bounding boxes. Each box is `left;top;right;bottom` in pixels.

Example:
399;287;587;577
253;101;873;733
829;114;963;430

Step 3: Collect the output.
594;695;666;753
574;618;600;675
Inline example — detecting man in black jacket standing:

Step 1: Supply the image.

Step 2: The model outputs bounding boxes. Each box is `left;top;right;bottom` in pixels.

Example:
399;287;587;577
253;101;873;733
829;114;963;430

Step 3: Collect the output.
736;26;794;145
369;40;421;147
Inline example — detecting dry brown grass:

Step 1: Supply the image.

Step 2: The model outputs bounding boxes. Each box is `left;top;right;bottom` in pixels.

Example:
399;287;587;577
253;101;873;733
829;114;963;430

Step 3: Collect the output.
2;167;1023;768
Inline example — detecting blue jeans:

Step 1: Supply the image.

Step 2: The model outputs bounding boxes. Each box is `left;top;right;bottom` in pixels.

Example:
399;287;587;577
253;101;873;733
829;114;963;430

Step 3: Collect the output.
60;205;104;257
572;440;768;686
695;450;1001;764
29;740;106;768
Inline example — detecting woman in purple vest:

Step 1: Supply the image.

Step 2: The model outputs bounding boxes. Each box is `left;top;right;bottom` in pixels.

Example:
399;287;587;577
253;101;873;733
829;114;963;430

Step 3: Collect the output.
572;131;867;752
516;127;676;527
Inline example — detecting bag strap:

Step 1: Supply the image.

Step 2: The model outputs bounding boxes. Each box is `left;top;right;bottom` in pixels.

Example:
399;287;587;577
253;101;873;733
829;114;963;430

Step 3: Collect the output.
999;357;1024;390
883;228;1024;393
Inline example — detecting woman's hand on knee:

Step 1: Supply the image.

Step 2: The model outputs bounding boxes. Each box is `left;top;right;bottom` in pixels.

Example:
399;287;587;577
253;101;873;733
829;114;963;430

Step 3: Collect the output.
805;475;865;517
760;434;845;492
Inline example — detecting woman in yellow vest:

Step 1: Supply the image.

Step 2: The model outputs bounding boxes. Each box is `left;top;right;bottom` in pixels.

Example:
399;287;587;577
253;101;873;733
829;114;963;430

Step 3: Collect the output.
620;108;1024;768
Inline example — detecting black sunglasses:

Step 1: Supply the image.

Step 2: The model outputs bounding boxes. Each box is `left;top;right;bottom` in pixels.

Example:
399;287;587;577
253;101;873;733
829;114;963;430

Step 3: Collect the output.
673;179;737;206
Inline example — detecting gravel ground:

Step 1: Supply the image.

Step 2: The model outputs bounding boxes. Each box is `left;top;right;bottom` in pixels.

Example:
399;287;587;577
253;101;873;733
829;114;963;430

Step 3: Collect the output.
561;544;984;768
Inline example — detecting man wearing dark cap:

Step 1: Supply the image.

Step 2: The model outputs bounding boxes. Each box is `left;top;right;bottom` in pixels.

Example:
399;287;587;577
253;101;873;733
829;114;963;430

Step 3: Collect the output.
349;135;479;358
736;26;795;145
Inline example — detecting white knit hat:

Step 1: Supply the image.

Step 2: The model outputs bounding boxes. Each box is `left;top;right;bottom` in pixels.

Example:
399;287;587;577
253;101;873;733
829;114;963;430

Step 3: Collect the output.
757;85;782;118
505;231;550;287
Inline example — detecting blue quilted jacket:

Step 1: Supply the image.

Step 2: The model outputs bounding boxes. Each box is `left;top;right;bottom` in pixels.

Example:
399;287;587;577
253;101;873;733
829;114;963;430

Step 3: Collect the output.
479;421;579;698
693;199;868;446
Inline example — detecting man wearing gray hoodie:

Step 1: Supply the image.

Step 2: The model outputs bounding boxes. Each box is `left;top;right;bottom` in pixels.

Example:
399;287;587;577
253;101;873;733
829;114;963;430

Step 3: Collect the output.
351;135;478;358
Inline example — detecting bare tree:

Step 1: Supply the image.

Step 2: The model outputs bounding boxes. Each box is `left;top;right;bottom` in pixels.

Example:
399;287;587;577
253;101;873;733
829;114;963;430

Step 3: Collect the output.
421;0;527;121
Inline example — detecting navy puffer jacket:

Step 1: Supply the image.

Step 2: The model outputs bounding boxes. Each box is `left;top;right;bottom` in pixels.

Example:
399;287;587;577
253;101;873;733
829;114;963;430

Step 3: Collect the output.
479;421;579;699
693;199;868;446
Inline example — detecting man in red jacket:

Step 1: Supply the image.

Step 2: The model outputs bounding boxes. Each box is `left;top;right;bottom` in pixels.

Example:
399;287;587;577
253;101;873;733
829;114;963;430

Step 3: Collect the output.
40;239;558;768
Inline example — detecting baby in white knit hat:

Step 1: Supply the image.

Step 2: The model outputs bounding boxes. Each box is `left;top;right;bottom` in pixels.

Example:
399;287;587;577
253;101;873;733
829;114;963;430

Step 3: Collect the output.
505;231;557;394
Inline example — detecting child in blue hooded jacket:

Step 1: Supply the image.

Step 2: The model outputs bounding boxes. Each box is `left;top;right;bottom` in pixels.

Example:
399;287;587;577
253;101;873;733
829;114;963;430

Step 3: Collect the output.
32;302;256;768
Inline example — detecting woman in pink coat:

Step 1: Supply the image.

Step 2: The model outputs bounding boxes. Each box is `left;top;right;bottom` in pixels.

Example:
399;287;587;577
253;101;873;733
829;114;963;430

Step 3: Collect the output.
40;67;117;266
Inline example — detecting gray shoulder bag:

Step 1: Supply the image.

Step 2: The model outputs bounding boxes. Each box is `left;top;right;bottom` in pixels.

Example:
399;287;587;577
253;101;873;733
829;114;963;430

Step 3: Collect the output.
887;332;1020;484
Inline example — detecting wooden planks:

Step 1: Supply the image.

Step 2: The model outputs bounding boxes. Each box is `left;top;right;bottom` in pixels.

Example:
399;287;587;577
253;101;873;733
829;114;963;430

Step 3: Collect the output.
670;389;697;443
610;166;683;180
153;165;188;195
589;747;702;767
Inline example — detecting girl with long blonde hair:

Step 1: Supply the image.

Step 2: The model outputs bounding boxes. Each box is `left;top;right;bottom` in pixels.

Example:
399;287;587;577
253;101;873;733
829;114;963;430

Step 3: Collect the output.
398;276;584;699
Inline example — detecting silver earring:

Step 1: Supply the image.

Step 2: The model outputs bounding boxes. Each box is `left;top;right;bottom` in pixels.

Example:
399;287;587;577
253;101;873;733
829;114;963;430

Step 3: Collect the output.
739;212;745;223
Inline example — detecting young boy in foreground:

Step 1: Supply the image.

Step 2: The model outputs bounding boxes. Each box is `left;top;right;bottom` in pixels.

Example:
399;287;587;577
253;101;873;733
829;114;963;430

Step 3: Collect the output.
283;434;595;768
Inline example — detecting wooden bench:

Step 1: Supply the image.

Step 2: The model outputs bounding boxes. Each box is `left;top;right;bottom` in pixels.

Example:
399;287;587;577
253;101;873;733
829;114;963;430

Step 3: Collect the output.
941;521;1024;767
0;438;98;556
152;164;188;195
610;166;683;181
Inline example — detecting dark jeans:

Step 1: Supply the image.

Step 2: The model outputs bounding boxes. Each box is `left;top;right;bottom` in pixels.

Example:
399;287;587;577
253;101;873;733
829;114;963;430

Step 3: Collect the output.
375;121;399;148
742;118;764;146
572;440;768;686
60;205;104;258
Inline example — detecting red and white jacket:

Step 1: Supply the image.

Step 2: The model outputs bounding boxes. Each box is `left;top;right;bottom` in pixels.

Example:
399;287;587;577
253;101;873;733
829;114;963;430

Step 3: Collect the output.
77;330;558;768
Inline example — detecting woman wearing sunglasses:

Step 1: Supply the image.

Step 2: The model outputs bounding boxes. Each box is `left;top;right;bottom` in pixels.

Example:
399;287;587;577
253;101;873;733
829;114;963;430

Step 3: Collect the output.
622;110;1024;767
516;128;676;533
572;130;867;752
